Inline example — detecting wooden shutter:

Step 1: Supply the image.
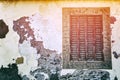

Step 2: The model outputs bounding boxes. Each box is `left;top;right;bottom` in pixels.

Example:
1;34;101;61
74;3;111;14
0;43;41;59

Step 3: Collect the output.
70;15;103;61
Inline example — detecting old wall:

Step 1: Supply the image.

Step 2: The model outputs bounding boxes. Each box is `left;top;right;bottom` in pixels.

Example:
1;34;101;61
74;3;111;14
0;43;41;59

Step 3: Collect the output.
0;1;120;79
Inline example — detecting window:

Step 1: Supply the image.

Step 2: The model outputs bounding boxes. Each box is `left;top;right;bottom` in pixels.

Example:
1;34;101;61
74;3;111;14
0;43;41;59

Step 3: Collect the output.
62;7;112;69
70;15;104;61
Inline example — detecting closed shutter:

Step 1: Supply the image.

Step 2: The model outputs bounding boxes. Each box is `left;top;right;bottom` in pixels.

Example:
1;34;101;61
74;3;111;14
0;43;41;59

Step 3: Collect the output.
70;15;103;61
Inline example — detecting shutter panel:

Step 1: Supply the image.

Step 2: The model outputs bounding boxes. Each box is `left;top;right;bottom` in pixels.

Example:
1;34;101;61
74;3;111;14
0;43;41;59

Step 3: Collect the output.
79;16;86;61
70;16;79;60
95;16;103;61
86;16;95;61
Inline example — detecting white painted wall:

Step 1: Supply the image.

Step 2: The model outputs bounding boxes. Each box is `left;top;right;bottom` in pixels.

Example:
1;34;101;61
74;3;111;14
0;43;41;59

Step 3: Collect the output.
0;1;120;79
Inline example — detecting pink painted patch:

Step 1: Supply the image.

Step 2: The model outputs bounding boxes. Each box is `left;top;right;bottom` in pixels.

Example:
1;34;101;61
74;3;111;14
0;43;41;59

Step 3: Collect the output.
110;16;116;24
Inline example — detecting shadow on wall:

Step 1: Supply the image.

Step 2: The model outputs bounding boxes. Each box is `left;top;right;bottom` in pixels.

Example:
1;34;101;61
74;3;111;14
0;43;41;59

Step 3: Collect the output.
0;63;22;80
113;51;120;59
0;19;9;39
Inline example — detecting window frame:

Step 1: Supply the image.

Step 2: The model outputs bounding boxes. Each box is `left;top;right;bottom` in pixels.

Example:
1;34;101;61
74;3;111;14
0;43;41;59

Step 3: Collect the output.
62;7;112;69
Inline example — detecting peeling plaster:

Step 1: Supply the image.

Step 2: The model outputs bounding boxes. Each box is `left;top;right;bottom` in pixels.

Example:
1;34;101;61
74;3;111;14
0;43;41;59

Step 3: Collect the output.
110;16;116;24
0;1;120;79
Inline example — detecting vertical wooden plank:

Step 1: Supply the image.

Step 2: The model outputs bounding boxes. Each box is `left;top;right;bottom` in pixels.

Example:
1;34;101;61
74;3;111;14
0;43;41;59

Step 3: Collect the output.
70;15;79;60
79;15;86;61
95;15;103;61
